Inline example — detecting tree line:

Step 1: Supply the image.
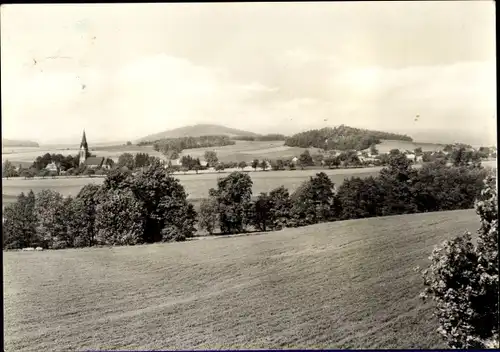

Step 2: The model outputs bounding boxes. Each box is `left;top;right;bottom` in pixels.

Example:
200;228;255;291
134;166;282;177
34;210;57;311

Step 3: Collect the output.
3;163;196;249
3;152;490;249
231;134;287;141
137;135;235;157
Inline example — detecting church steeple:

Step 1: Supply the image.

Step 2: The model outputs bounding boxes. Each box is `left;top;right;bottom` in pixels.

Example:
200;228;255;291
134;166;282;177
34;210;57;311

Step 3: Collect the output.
80;130;88;151
79;130;89;165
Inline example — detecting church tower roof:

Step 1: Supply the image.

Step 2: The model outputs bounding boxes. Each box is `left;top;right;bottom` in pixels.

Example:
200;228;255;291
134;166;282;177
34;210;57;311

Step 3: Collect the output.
80;130;88;150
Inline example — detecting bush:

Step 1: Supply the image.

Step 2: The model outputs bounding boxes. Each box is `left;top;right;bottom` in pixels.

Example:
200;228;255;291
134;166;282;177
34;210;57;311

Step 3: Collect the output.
418;176;498;349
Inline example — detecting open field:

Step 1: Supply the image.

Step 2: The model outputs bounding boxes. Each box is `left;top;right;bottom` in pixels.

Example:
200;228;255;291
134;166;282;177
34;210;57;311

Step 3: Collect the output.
363;139;446;154
178;140;322;163
1;140;317;165
2;168;383;204
1;145;165;164
3;209;479;351
3;160;496;207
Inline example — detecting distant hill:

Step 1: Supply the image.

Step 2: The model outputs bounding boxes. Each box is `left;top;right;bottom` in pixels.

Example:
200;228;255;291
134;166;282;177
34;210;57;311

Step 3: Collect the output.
284;125;413;151
2;139;39;148
137;124;259;143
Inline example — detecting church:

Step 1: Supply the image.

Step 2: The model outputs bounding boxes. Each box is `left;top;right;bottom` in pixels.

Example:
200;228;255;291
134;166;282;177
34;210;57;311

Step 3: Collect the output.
78;130;113;169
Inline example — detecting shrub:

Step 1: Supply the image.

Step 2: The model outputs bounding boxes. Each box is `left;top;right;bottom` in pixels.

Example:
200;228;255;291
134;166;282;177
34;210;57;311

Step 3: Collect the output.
418;176;498;349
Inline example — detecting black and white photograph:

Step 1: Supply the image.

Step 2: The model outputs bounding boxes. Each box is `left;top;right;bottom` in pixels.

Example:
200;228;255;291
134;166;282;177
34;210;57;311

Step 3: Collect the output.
2;2;498;351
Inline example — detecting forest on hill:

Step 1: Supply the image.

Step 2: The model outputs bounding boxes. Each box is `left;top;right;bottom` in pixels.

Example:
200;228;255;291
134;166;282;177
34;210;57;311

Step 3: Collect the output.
284;125;413;151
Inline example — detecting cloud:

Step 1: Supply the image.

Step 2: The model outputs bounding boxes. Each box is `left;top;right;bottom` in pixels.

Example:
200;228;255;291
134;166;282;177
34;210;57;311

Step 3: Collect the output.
1;50;496;146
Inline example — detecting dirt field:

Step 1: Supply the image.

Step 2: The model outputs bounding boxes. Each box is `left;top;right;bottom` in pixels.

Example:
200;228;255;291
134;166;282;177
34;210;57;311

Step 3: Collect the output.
3;209;479;351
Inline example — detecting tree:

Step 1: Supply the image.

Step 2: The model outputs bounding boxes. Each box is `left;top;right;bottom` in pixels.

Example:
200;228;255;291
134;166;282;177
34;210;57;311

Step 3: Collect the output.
238;161;248;171
215;163;225;173
204;151;219;168
418;176;498;349
289;172;337;226
267;186;292;231
134;153;151;169
34;189;67;249
21;168;35;179
198;197;219;235
117;153;135;169
324;156;340;169
102;168;131;191
3;160;17;179
259;160;269;171
3;191;37;249
94;188;144;246
39;168;49;179
251;159;259;171
251;192;272;232
126;141;132;146
378;152;418;216
414;147;423;156
298;150;314;169
180;155;199;171
370;144;379;155
271;159;285;171
210;172;253;234
312;154;324;166
72;184;102;247
336;176;384;220
443;144;454;152
129;162;197;242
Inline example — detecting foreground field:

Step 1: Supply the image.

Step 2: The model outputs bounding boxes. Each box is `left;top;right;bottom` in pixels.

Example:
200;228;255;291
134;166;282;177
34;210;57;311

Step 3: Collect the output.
3;209;479;351
2;167;382;202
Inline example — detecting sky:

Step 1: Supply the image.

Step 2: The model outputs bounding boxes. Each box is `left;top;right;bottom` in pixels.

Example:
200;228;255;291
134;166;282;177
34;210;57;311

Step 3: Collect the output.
1;2;496;146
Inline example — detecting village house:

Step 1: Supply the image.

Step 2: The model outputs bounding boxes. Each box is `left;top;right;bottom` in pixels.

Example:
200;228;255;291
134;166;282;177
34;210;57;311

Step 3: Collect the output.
45;161;59;173
84;156;107;169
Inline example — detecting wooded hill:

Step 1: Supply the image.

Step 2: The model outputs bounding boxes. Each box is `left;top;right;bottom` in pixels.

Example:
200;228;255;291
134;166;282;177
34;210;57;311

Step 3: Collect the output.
284;125;413;151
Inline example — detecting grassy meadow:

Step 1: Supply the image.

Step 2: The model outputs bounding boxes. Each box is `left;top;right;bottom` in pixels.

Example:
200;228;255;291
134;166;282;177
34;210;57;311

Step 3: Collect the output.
3;209;480;351
2;168;383;206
